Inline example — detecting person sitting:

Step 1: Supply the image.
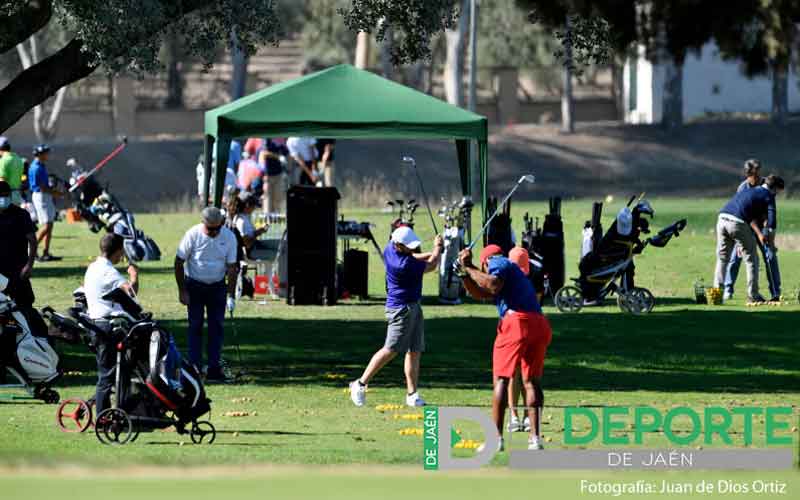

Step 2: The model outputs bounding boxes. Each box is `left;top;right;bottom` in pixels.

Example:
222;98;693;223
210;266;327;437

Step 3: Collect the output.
83;233;140;415
228;191;270;259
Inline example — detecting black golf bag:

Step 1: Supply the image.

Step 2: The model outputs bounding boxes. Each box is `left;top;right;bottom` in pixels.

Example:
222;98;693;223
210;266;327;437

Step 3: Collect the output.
521;197;565;301
484;196;514;255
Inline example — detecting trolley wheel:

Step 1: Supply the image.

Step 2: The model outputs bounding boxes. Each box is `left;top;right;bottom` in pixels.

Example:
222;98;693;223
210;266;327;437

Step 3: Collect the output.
619;287;655;314
555;286;583;313
190;421;216;444
94;408;134;445
56;398;92;433
43;389;60;404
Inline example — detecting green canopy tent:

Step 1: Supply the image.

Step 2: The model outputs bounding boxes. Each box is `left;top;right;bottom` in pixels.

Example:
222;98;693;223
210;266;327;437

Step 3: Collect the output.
203;64;489;218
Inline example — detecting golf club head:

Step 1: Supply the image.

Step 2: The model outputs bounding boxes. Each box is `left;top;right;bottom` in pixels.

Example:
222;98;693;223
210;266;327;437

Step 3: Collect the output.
519;174;536;184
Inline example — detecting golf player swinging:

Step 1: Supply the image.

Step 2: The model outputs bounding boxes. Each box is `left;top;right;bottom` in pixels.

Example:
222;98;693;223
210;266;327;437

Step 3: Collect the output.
458;244;552;451
350;226;443;407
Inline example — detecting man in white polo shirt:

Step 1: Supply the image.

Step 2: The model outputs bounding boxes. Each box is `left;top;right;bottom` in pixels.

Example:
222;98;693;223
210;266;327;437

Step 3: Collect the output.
84;233;140;415
174;207;238;382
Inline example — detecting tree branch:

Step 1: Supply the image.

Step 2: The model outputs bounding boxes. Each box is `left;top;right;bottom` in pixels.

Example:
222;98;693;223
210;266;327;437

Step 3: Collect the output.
0;0;53;55
0;39;96;134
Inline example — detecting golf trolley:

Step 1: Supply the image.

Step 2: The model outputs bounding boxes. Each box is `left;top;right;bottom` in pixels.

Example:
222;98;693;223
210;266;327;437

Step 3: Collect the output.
0;275;61;404
45;297;215;445
68;167;161;262
554;197;687;314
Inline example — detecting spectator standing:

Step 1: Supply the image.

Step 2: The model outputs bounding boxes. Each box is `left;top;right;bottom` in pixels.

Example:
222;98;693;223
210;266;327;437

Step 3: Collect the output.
286;136;318;186
237;151;261;191
174;207;238;382
0;137;25;205
243;137;263;158
316;138;337;188
0;181;37;307
259;138;289;214
28;144;61;261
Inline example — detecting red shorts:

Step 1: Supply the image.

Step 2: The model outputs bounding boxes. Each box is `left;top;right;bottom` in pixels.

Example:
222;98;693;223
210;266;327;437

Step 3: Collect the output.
492;311;552;379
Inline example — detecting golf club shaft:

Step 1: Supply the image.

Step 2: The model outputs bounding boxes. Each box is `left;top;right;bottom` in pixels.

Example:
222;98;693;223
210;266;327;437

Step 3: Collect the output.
467;182;523;249
413;168;439;234
69;138;128;192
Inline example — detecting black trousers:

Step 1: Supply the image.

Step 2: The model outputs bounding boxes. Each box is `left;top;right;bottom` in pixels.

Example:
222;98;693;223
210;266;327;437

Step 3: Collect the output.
94;323;128;415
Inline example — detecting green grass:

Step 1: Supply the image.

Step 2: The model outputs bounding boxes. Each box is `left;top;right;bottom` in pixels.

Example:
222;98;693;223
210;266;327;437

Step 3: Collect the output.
1;198;799;470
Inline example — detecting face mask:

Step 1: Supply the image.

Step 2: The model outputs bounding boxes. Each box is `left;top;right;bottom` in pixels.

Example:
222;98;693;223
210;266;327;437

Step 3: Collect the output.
0;196;10;210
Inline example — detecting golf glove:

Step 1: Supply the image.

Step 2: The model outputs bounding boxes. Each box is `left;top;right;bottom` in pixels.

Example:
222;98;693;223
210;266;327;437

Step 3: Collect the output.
226;296;236;313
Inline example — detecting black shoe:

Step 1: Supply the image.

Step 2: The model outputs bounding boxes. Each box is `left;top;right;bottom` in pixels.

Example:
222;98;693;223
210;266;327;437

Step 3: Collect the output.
38;254;63;262
205;370;235;384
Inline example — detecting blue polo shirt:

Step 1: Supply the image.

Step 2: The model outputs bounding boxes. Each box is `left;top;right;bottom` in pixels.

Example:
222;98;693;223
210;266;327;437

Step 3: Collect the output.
488;256;541;318
720;186;776;229
28;158;49;193
384;244;427;309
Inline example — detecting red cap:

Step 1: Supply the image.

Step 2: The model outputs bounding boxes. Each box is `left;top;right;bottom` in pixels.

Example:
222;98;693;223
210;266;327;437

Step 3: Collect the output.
508;247;530;276
479;244;503;266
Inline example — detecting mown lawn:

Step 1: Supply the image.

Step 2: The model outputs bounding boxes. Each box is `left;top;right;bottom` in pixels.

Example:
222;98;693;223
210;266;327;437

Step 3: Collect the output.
1;198;798;467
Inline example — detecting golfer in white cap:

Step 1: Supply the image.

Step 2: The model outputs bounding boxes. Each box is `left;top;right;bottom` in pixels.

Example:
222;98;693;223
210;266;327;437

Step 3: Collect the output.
350;226;442;407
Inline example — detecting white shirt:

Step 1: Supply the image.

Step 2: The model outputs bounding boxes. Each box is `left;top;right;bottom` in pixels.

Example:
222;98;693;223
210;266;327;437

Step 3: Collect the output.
84;257;129;320
176;224;238;284
234;213;256;238
287;137;317;162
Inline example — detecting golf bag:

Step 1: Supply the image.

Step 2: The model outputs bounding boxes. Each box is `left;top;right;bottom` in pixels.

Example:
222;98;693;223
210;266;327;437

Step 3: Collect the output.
69;170;161;262
439;225;464;304
556;197;686;313
484;197;514;255
0;275;61;403
521;197;565;301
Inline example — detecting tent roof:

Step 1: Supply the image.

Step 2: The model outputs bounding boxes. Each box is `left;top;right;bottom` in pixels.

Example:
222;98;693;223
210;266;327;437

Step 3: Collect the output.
204;64;487;141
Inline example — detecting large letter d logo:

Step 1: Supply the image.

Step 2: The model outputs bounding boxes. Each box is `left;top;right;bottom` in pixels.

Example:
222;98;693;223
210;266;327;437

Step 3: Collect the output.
438;407;499;470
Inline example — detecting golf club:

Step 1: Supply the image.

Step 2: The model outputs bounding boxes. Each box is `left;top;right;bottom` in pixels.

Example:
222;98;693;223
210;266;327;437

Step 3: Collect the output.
227;310;246;378
466;174;535;250
69;136;128;192
402;156;439;234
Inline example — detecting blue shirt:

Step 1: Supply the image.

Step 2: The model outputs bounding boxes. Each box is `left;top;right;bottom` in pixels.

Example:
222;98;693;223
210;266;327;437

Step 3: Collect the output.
384;244;427;309
28;159;49;193
720;186;776;229
488;256;541;318
227;140;242;172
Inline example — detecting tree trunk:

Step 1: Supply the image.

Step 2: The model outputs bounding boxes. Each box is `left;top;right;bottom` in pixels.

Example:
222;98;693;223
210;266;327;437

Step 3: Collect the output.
354;31;370;69
561;16;575;133
379;24;394;79
444;0;470;106
771;60;788;125
165;32;184;109
611;59;625;121
230;31;248;100
661;57;683;129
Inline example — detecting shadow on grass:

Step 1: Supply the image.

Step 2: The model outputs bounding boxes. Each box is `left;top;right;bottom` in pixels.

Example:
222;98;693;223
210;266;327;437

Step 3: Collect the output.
32;265;176;280
54;308;800;394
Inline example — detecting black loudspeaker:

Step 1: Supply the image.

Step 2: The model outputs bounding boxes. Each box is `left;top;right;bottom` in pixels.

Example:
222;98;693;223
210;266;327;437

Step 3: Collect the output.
287;186;340;305
343;249;369;299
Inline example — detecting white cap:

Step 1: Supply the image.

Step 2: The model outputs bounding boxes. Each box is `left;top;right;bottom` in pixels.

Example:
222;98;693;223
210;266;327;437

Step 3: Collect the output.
391;226;421;249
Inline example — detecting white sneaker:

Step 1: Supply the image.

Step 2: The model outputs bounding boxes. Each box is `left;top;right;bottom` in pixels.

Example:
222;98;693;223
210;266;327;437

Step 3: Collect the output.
477;436;504;453
523;416;531;432
528;435;544;450
723;290;733;301
349;380;366;407
406;392;426;407
508;414;522;432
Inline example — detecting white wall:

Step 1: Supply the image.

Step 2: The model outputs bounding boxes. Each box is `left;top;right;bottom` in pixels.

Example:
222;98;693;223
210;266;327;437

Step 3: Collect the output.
683;41;800;119
624;41;800;124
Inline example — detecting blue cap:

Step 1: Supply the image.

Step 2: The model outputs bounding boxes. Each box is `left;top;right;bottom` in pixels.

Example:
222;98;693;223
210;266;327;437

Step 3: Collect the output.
33;144;51;156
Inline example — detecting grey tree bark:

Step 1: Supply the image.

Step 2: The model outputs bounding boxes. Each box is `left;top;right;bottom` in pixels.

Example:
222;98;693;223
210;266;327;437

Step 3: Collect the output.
16;33;67;142
771;60;789;125
230;30;248;100
661;57;683;129
379;23;394;79
561;15;575;133
444;0;470;106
